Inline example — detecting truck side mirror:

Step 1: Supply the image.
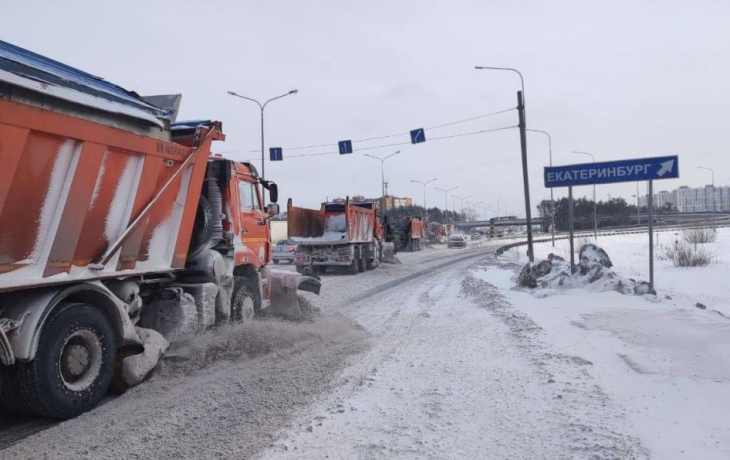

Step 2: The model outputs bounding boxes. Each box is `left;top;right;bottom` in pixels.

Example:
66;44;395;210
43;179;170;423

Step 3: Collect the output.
268;183;278;203
267;203;280;217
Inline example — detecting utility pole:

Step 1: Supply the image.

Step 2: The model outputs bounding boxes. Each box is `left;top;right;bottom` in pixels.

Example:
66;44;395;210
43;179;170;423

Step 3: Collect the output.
474;66;533;261
517;91;534;261
436;186;457;235
528;129;555;246
227;89;298;180
411;178;437;212
364;151;400;210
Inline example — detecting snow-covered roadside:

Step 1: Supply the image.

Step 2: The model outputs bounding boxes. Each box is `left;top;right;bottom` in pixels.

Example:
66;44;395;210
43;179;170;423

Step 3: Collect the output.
478;230;730;459
259;256;647;459
509;228;730;317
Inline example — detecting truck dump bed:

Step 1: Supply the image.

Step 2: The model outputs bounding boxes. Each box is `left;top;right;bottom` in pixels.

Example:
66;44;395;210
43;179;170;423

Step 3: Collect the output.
0;40;223;294
288;199;377;246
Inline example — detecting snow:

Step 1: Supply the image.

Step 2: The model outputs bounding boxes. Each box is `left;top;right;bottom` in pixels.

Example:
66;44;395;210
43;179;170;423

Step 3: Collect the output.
0;68;165;127
514;228;730;317
325;214;346;233
479;228;730;459
3;236;729;458
105;155;142;242
290;231;347;244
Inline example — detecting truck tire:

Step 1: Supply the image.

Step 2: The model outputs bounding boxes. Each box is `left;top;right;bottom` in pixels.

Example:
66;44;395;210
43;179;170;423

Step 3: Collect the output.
358;246;367;273
348;248;359;275
188;195;214;260
6;303;117;419
230;276;258;323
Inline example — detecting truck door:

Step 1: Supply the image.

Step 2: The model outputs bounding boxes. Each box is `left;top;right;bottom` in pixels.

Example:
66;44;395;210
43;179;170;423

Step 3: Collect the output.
236;176;269;266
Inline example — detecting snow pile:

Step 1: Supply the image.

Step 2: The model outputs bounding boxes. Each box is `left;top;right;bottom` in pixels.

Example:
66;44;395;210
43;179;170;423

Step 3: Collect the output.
517;244;653;296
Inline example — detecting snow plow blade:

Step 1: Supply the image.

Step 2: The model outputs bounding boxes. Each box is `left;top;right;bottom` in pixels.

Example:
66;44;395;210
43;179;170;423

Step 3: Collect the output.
264;271;322;320
381;242;397;264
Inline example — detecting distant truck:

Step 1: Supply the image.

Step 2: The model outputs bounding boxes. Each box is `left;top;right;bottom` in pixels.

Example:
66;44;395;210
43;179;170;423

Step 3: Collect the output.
288;198;384;274
0;40;319;419
386;216;426;252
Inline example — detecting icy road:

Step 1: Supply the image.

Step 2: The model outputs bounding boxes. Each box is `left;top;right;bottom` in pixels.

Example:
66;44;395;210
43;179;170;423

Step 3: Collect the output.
1;236;728;459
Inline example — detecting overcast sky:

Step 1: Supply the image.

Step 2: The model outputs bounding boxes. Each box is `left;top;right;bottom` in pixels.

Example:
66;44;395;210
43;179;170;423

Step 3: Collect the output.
4;0;729;215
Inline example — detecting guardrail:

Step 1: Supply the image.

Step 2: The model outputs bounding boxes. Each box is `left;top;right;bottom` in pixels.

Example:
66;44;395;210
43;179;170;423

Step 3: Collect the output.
494;222;730;257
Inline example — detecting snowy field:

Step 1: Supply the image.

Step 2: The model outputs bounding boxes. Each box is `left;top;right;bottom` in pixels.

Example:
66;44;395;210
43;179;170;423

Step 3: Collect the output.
478;228;730;459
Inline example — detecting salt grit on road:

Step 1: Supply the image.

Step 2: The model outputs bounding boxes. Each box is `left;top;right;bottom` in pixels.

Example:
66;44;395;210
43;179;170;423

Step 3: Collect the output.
259;253;646;459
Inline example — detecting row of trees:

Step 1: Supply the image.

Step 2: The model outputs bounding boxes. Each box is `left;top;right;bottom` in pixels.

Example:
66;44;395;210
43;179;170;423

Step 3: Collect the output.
536;197;677;232
383;205;466;225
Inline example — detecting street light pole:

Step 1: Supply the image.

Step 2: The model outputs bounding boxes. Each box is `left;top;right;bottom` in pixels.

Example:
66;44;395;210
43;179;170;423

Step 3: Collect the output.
453;195;471;216
698;166;716;229
573;151;598;238
528;129;555;246
475;65;533;262
227;89;298;180
411;178;437;211
364;150;401;203
466;201;483;221
435;186;457;234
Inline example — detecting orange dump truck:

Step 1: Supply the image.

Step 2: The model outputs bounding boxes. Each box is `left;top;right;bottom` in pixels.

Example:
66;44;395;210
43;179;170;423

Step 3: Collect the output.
288;198;384;274
0;40;320;419
385;216;425;252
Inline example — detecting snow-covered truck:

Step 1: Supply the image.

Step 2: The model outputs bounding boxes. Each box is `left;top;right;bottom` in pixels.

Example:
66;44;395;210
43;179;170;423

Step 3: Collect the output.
288;198;385;274
386;216;426;252
0;40;320;419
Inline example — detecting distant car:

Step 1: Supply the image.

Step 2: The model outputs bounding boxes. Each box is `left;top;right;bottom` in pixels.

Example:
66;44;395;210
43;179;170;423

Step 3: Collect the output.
272;239;297;264
447;233;467;249
471;232;483;240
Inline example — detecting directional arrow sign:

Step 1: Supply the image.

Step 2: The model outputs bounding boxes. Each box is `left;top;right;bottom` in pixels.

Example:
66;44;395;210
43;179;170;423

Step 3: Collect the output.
410;128;426;144
338;140;353;154
269;147;283;161
544;155;679;188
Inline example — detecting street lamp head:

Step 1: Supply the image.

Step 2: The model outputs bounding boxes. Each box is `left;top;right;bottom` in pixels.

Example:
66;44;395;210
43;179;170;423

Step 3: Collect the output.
289;89;299;94
226;90;237;96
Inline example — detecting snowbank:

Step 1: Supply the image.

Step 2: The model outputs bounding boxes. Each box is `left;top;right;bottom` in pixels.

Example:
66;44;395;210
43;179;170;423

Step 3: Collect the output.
508;228;730;317
516;244;653;297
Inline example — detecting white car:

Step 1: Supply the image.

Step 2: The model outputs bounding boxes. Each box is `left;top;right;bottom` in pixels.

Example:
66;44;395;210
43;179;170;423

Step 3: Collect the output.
447;233;467;248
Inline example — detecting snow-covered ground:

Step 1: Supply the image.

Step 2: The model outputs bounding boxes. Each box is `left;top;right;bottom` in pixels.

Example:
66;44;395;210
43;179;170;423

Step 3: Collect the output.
480;228;730;459
4;231;728;459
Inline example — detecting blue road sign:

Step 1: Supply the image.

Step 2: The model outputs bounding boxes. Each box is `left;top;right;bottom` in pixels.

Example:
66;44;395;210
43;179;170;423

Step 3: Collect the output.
338;140;353;154
269;147;283;161
544;155;679;188
410;128;426;144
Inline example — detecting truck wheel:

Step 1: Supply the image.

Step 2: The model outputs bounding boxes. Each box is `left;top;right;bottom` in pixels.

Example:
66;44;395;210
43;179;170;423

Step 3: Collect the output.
188;195;214;260
230;276;258;323
348;249;359;275
273;259;280;265
358;247;367;273
7;303;117;419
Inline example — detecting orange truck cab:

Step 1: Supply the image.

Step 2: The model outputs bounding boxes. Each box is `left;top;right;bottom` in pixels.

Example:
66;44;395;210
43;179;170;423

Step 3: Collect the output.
0;39;319;419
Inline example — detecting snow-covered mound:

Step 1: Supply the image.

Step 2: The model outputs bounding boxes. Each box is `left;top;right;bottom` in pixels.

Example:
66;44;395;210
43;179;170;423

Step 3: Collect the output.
516;244;654;297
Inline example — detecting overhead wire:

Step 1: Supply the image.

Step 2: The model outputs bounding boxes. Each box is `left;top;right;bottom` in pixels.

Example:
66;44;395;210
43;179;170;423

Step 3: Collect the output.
237;125;519;162
216;106;516;156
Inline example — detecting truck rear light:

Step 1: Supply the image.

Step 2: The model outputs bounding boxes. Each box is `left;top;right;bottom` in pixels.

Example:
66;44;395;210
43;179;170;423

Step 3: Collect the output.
289;246;297;252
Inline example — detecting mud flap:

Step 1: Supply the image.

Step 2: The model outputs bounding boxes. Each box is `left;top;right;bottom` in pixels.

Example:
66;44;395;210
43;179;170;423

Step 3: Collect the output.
264;271;322;320
121;327;170;387
382;242;397;264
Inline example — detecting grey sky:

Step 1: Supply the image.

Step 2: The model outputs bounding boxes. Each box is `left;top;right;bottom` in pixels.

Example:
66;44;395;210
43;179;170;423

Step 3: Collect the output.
4;0;729;214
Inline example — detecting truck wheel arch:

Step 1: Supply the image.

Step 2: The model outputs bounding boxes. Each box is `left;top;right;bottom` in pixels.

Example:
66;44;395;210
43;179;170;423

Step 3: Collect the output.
1;282;133;363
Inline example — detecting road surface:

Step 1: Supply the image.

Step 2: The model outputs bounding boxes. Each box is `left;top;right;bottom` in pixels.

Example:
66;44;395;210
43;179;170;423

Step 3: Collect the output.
0;241;646;459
